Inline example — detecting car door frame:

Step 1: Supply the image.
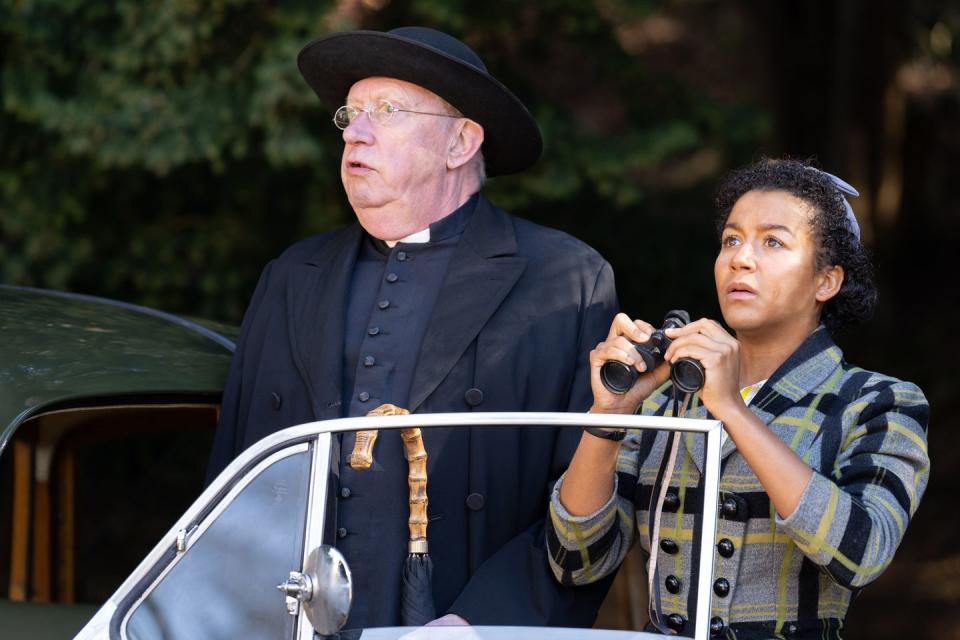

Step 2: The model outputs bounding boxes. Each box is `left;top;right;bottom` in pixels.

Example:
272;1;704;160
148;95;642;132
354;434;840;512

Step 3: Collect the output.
74;411;723;640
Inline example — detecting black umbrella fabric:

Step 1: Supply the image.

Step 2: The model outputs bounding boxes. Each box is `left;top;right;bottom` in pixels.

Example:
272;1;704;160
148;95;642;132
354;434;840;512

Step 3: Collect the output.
400;552;435;625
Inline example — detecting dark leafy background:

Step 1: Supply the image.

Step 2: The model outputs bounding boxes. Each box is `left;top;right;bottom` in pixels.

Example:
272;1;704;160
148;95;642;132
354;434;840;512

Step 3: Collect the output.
2;0;957;636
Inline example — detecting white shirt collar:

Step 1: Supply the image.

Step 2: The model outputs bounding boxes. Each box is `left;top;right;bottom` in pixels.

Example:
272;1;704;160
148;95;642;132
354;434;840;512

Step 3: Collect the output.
385;227;430;247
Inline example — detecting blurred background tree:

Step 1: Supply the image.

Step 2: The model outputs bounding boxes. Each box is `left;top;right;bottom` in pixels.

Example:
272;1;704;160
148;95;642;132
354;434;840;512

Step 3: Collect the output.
2;0;957;637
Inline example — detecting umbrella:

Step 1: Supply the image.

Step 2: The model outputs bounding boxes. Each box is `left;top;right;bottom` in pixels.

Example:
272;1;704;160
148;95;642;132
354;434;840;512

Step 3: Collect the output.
351;404;436;625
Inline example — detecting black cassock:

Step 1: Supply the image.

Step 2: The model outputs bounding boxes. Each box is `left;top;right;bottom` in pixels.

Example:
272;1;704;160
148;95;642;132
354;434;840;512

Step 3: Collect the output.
207;193;619;627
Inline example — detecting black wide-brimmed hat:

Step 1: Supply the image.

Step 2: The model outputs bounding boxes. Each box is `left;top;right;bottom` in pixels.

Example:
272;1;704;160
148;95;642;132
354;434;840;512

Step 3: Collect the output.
297;26;542;177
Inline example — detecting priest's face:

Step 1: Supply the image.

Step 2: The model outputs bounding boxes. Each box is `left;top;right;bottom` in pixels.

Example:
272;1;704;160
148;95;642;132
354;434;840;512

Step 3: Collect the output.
340;77;463;241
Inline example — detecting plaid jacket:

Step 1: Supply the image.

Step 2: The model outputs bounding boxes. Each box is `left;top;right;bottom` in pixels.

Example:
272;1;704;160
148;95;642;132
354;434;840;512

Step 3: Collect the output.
547;327;929;639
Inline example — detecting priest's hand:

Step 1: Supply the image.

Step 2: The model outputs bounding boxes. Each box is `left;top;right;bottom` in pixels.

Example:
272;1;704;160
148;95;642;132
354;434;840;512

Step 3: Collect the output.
425;613;469;626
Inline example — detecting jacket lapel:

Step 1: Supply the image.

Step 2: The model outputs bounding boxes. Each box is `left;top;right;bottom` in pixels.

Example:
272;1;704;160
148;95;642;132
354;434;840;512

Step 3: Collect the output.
683;327;844;475
749;327;844;458
286;224;364;420
407;196;527;412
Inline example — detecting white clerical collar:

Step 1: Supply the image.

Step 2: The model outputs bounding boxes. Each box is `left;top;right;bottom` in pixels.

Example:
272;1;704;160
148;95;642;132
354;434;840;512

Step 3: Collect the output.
385;227;430;247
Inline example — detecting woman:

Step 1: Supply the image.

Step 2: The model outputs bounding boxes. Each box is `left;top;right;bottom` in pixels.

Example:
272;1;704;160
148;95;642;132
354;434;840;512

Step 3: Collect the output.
547;159;929;639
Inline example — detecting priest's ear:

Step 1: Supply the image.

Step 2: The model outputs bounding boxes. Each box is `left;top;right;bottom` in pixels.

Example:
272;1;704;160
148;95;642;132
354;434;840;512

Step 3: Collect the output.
447;118;484;171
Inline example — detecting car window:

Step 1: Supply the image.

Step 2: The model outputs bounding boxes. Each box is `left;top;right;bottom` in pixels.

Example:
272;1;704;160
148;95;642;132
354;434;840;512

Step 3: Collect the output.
122;443;312;640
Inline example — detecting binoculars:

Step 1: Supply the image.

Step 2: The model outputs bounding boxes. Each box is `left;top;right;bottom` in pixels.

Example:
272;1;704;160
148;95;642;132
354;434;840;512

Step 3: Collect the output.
599;310;706;395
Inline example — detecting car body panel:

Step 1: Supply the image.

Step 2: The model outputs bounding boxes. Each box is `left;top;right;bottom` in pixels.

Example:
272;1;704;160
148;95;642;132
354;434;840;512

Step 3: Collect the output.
0;285;235;454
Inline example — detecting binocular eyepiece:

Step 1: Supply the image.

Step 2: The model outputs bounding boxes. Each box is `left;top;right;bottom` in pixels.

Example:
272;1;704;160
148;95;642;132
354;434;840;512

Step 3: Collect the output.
599;310;705;395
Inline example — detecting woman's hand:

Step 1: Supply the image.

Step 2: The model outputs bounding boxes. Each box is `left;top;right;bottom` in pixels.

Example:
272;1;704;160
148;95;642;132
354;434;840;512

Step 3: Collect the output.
589;313;671;414
562;313;668;516
662;318;744;421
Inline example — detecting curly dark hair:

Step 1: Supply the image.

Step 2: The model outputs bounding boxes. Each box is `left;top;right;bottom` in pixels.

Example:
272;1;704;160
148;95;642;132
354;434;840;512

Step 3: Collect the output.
714;158;877;335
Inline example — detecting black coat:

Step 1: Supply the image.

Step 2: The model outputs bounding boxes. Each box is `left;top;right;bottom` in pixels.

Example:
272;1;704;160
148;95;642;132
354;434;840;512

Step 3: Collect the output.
207;194;618;626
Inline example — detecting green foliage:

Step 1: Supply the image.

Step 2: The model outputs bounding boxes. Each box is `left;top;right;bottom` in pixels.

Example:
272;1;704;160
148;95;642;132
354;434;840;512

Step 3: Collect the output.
1;0;765;322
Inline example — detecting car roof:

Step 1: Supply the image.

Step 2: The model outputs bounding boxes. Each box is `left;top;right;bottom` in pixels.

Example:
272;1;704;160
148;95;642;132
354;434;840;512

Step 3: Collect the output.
0;285;236;453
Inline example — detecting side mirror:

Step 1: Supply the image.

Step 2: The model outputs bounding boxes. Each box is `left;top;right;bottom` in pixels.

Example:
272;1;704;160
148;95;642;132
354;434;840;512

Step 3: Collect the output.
278;545;353;635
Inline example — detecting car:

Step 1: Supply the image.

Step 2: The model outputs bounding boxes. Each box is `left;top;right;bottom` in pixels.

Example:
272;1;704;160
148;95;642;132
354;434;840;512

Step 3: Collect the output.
0;286;724;639
0;285;236;639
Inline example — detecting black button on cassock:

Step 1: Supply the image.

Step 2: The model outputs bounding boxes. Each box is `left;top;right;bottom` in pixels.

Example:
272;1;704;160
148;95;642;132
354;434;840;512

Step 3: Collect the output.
666;614;686;633
337;527;348;539
660;539;679;555
363;356;376;367
340;487;352;499
713;577;730;597
368;326;380;336
464;388;484;407
358;392;370;402
721;496;739;517
386;273;399;283
717;538;735;558
377;300;390;310
397;251;408;261
466;493;485;511
665;575;681;594
663;490;681;511
710;617;725;636
271;392;282;410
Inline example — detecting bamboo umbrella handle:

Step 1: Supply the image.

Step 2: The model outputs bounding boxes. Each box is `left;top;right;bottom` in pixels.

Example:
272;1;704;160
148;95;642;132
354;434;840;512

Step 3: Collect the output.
358;404;429;553
347;429;379;469
400;425;428;552
349;403;403;469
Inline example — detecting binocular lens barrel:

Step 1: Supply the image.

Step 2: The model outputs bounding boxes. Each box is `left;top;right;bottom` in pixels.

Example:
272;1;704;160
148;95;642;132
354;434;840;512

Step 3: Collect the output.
600;346;661;395
671;357;706;394
599;360;638;395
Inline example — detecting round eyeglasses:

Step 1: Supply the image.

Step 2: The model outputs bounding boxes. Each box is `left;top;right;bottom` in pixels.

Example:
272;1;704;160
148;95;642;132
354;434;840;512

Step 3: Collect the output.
333;99;461;130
